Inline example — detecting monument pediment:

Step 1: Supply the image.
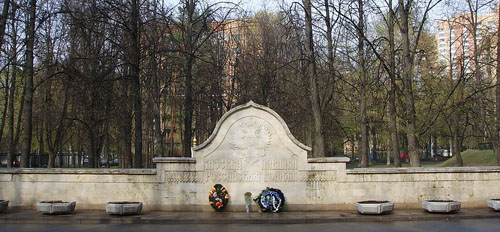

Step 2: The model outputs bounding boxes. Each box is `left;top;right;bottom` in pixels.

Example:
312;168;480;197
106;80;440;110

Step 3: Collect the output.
194;101;310;153
193;101;310;179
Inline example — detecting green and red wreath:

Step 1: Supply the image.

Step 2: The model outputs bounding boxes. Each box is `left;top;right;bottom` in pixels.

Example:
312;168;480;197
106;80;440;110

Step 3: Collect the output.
208;184;229;211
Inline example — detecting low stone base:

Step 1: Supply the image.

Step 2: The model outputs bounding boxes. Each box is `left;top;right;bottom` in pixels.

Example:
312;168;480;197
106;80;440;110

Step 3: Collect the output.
0;200;8;212
37;201;76;214
422;200;461;213
106;202;143;215
355;201;394;215
487;199;500;211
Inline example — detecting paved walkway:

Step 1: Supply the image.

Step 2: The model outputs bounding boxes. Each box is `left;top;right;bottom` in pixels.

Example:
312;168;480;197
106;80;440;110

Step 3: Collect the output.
1;208;500;224
3;219;500;232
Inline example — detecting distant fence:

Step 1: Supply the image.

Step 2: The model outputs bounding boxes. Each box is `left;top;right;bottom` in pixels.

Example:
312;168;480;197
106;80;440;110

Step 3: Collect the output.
479;143;493;150
0;153;118;168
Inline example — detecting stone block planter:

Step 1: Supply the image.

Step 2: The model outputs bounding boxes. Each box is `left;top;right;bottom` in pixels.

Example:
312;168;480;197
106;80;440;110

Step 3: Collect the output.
0;200;8;212
422;200;460;213
105;202;143;215
37;201;76;214
487;199;500;211
355;201;394;215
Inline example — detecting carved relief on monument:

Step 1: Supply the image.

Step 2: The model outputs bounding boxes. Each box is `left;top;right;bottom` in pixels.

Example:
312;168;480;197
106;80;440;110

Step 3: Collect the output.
230;116;271;167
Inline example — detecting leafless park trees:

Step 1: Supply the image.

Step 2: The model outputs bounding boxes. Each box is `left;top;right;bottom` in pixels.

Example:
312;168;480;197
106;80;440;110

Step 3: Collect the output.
0;0;499;168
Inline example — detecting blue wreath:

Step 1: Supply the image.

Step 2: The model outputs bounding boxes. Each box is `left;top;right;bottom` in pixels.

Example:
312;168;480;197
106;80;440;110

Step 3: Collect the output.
254;187;285;213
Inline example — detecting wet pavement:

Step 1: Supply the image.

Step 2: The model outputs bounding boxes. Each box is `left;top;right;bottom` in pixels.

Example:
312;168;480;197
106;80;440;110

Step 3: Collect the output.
2;219;500;232
0;208;500;224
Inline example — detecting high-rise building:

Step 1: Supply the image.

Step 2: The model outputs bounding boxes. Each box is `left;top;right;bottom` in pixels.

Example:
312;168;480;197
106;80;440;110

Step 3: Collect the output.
435;5;498;80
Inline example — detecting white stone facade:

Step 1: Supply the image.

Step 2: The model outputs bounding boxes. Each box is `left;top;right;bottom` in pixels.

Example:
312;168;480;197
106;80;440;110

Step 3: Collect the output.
1;101;500;211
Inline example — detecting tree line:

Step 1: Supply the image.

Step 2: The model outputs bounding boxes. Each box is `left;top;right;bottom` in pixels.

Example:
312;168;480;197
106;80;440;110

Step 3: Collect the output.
0;0;499;168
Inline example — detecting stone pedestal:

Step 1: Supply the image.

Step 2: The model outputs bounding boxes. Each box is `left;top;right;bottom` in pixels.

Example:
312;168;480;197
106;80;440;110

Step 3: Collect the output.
37;201;76;214
106;202;143;215
355;201;394;215
487;199;500;211
0;200;8;212
422;200;460;213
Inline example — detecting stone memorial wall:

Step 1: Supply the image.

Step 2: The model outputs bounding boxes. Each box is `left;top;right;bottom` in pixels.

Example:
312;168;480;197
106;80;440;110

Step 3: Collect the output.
1;101;500;211
155;101;347;210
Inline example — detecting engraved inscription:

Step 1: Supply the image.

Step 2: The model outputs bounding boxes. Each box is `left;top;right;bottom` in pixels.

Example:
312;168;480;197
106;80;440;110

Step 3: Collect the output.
201;170;336;183
205;160;242;170
204;159;296;171
204;170;301;182
261;160;297;170
165;171;336;183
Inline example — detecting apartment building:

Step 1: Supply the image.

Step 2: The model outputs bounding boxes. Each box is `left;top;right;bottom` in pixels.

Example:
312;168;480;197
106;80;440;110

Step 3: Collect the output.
435;6;499;79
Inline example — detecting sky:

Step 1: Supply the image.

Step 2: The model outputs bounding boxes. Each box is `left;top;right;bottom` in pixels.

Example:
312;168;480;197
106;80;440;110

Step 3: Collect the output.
207;0;285;13
203;0;499;30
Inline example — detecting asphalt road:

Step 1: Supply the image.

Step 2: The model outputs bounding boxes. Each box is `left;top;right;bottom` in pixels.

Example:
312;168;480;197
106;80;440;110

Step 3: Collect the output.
2;219;500;232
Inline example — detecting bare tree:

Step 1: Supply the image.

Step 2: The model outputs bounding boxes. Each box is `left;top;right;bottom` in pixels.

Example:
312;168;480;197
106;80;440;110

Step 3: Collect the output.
398;0;441;167
0;0;11;50
129;0;142;168
171;0;236;157
304;0;326;157
6;2;19;168
357;0;368;167
386;0;401;167
495;2;500;165
21;0;36;167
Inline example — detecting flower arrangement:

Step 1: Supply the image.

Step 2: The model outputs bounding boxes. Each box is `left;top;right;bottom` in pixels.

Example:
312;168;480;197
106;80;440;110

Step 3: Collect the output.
208;184;229;211
244;192;252;212
254;187;285;213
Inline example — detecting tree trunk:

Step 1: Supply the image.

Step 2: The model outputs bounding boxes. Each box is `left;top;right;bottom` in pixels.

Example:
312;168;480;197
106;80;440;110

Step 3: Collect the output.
398;0;420;167
131;0;142;168
37;127;43;167
14;82;25;158
72;143;76;168
386;138;391;165
495;4;500;165
0;72;9;159
387;0;401;167
21;0;36;168
321;0;336;113
169;84;177;157
105;135;111;168
7;6;17;168
120;121;132;168
357;0;368;168
6;5;17;168
452;123;463;166
183;54;194;158
77;142;82;168
151;40;164;157
370;125;377;165
118;78;133;168
304;0;326;157
88;136;95;168
182;0;196;158
0;0;10;50
48;150;56;169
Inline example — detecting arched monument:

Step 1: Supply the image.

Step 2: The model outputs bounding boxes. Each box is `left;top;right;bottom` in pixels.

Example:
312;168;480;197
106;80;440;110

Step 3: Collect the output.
154;101;348;211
